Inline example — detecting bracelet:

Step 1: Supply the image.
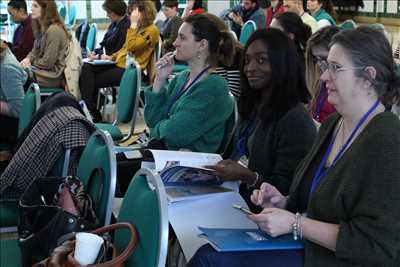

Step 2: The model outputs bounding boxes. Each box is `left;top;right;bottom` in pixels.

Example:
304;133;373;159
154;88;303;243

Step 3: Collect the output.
248;171;261;188
292;212;302;240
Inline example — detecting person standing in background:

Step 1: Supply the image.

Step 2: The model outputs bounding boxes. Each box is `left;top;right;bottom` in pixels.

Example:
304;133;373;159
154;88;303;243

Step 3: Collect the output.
7;0;34;61
307;0;337;29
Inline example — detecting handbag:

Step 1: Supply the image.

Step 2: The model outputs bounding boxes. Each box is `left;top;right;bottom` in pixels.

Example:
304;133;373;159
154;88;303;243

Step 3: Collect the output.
18;174;102;267
33;223;138;267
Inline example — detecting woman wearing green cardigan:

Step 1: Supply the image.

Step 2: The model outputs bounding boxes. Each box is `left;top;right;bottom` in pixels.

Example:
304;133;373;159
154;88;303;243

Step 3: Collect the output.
144;14;235;153
189;27;400;267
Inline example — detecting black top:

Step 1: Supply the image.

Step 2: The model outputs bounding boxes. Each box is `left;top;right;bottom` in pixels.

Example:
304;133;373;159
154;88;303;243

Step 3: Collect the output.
98;15;130;55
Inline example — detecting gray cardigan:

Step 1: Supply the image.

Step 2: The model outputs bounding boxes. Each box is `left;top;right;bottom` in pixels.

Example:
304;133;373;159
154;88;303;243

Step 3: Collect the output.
287;112;400;267
0;48;26;117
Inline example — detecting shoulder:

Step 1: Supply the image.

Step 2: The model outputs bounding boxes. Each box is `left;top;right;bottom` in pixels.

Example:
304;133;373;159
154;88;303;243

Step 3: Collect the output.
46;24;68;39
1;50;25;76
365;112;400;140
204;73;229;88
278;104;316;131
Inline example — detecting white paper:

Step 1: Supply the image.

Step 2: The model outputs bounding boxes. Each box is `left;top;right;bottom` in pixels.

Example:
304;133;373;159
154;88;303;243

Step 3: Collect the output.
123;150;143;160
149;150;223;172
168;192;258;261
82;58;116;65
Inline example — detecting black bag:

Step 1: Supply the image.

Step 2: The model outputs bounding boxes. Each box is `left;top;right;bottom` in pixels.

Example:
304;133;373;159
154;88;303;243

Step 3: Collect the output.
18;176;101;267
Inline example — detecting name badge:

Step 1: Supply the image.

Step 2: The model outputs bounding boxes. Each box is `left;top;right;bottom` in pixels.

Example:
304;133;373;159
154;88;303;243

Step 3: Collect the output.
239;155;249;167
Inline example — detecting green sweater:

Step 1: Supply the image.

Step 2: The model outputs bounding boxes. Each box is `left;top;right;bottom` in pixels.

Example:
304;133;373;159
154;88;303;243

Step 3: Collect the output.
287;112;400;267
144;70;234;152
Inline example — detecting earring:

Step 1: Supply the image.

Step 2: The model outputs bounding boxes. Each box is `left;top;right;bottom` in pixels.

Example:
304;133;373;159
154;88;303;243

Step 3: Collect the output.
196;51;201;59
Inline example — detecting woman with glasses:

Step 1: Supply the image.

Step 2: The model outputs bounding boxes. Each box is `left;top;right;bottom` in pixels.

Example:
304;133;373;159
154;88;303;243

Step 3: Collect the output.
189;26;400;267
79;0;159;122
305;26;339;123
204;28;316;213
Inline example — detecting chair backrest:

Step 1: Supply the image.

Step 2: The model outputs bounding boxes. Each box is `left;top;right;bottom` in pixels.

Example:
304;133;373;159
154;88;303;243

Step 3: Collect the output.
339;19;357;30
86;23;97;53
116;59;141;138
58;3;66;20
116;168;168;267
155;37;162;62
76;130;116;226
18;83;40;136
239;20;256;45
66;4;77;27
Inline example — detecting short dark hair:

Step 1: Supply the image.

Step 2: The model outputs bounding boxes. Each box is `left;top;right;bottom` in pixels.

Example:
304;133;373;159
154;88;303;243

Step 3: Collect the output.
163;0;179;8
7;0;28;13
102;0;127;17
239;28;310;124
192;0;204;10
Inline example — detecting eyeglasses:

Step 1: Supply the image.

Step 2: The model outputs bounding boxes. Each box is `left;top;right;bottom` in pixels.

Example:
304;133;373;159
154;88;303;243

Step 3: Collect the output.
318;60;365;79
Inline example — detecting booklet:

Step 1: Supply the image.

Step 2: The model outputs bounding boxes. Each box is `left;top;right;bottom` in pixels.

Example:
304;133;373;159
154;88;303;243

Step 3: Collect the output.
141;150;224;186
165;185;232;203
198;227;304;252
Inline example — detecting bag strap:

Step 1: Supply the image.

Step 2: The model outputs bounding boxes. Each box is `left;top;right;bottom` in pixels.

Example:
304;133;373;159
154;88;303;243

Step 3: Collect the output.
90;223;138;267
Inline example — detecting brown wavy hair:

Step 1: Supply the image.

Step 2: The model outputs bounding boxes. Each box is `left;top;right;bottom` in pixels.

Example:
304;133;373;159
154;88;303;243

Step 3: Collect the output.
31;0;70;39
128;0;157;29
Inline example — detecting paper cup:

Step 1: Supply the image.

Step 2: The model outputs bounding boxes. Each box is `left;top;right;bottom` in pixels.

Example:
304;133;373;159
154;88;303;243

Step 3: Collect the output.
74;232;104;265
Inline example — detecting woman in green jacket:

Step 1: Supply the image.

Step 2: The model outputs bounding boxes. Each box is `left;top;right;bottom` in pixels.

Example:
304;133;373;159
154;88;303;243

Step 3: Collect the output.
189;26;400;267
307;0;337;30
144;14;235;153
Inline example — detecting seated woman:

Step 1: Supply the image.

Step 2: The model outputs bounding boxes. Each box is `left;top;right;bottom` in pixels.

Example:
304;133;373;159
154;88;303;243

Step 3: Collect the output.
189;26;400;267
144;14;234;153
0;40;26;145
20;0;70;88
79;0;159;122
207;29;316;211
305;26;339;123
89;0;130;58
307;0;337;30
270;12;312;71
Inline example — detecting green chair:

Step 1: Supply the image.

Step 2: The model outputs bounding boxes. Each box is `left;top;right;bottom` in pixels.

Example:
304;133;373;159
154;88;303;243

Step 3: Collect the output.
0;130;117;266
86;23;97;53
339;19;357;30
96;60;141;143
239;20;256;45
39;87;64;98
18;83;41;136
76;129;117;226
116;168;168;267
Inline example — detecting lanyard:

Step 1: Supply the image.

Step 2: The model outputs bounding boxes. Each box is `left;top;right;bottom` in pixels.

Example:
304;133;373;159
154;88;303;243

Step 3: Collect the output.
314;84;328;121
167;66;212;114
235;119;257;157
309;99;380;198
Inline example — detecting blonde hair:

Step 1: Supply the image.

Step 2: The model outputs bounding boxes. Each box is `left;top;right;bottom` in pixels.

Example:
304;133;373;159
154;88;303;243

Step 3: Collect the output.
129;0;157;29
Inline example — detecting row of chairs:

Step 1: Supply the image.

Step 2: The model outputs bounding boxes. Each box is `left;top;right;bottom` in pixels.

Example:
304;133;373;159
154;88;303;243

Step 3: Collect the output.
0;131;169;267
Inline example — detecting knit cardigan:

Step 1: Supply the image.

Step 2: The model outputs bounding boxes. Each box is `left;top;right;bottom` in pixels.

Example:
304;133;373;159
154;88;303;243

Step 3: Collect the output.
287;112;400;267
144;70;234;153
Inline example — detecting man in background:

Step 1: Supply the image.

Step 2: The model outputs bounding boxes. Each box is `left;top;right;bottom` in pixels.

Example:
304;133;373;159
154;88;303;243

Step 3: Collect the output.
7;0;34;61
283;0;318;32
228;0;266;38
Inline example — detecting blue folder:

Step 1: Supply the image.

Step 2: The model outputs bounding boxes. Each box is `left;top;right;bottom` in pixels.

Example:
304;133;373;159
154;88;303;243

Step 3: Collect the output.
198;227;304;252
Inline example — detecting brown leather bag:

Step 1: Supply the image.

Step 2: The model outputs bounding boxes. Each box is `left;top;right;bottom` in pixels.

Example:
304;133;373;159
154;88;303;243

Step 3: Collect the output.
34;223;138;267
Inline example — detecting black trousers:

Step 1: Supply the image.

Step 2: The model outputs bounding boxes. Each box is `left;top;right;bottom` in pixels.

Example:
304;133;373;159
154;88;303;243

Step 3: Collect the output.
79;63;125;121
0;114;19;144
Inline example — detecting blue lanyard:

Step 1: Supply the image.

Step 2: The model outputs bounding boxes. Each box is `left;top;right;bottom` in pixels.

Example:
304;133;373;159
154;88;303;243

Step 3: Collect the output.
309;99;380;198
167;66;212;114
235;119;257;157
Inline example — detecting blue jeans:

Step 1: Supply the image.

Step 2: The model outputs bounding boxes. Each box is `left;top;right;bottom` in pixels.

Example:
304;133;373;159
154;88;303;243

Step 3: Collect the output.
187;244;304;267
